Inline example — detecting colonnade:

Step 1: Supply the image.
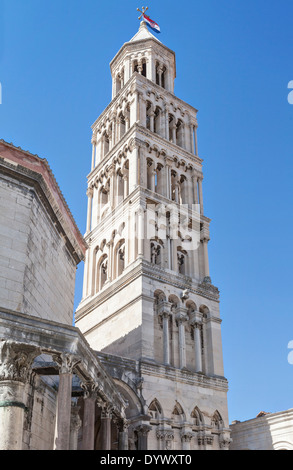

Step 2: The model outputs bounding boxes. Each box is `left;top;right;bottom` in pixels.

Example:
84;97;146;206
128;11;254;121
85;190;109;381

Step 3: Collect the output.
157;301;205;372
0;342;130;451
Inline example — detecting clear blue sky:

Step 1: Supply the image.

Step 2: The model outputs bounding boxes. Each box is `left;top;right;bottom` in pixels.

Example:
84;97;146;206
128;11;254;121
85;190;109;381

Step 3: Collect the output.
1;0;293;424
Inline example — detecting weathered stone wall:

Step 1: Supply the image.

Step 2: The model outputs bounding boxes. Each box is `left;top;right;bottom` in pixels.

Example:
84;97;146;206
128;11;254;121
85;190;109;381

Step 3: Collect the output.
24;376;57;450
0;174;76;325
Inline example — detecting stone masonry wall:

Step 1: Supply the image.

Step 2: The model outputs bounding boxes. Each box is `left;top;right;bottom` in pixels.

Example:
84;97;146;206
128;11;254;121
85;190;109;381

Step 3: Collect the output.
0;174;76;325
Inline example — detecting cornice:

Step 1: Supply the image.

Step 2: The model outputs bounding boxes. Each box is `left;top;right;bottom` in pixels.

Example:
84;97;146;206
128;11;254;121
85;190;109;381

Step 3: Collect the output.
0;152;86;264
140;360;229;392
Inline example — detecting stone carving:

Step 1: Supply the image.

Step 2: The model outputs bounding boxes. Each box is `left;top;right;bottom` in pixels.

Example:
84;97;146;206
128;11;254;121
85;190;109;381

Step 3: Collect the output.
0;341;40;383
53;352;80;375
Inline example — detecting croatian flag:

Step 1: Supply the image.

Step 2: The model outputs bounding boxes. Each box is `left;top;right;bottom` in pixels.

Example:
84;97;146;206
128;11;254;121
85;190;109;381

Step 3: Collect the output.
143;13;161;33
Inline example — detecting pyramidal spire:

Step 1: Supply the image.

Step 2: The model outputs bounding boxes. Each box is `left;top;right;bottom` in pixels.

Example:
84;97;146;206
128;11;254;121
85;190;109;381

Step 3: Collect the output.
130;19;162;43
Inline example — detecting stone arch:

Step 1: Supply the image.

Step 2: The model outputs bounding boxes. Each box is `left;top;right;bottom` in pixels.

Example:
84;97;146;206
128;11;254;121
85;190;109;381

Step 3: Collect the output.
148;399;164;421
150;238;164;266
199;304;210;318
186;300;197;314
168;294;180;311
191;406;204;427
171;401;186;425
211;410;224;429
96;253;108;292
113;238;125;279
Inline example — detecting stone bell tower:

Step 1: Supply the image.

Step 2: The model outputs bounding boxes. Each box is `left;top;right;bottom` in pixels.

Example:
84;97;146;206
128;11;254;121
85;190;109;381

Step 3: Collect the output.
75;16;231;450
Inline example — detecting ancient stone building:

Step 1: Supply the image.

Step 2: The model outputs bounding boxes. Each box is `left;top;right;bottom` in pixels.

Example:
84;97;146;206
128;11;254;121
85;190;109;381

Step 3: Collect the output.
0;18;231;451
75;20;231;450
230;409;293;450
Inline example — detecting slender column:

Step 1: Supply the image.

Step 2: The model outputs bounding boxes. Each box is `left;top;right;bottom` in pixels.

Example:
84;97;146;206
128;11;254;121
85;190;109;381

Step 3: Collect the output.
171;123;176;144
162;313;170;365
99;401;113;450
202;239;210;278
109;165;115;210
149;112;155;132
123;174;128;198
164;157;172;199
112;117;116;147
69;403;82;450
192;172;199;206
53;353;79;451
129;140;139;192
174;182;179;203
117;418;129;450
181;431;194;451
156;429;174;451
176;310;188;369
136;424;151;450
194;324;203;372
86;187;93;234
198;177;204;215
158;302;172;366
137;206;145;257
165;110;170;141
191;125;195;154
0;343;39;450
81;382;99;450
107;240;114;281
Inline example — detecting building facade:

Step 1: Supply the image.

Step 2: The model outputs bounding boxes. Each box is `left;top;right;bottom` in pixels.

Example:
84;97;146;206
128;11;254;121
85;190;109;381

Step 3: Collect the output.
0;18;231;451
75;20;231;450
230;410;293;450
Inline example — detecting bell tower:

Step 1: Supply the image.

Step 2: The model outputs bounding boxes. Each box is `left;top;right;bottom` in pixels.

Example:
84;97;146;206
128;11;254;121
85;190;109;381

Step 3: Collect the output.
76;13;231;450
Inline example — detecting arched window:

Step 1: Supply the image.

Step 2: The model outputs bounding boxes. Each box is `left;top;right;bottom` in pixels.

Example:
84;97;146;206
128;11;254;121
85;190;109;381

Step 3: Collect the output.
118;112;126;139
115;239;125;278
156;62;167;89
154;107;161;136
148;399;163;421
176;120;185;148
96;254;108;292
177;248;188;275
150;239;164;266
171;402;185;425
191;406;204;427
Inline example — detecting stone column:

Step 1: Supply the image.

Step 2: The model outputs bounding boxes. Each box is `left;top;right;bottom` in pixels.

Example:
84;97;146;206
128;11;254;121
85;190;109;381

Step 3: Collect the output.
99;402;114;450
107;240;114;281
176;309;188;369
156;429;174;451
109;165;115;210
81;382;99;450
53;353;80;451
116;418;129;450
190;125;195;155
86;187;93;234
123;174;128;198
137;206;145;257
198;177;204;215
69;402;82;450
0;342;39;450
157;301;172;366
202;239;210;278
190;315;203;373
164;157;173;199
129;139;139;192
181;430;194;450
149;112;155;132
136;424;151;450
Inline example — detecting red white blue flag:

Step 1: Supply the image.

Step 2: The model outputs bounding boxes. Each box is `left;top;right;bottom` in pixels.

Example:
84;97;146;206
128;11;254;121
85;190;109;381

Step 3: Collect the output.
143;13;161;33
